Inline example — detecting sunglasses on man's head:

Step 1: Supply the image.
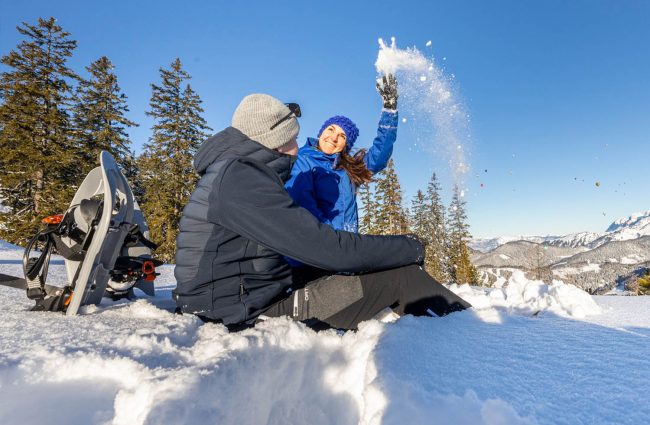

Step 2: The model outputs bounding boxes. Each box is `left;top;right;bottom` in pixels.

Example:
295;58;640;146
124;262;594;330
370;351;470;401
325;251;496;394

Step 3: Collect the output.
270;103;301;130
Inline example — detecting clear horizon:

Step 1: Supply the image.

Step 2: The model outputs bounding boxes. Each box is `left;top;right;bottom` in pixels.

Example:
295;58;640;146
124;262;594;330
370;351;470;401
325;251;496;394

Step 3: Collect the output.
2;0;649;238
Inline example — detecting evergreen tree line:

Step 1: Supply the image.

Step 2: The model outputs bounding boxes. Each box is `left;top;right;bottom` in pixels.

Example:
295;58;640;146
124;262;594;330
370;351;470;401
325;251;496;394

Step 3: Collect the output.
359;159;479;285
0;17;210;262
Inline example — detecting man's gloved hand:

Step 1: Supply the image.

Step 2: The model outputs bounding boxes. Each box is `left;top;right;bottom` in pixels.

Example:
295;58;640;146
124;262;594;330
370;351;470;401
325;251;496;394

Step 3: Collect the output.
376;74;398;110
404;233;427;266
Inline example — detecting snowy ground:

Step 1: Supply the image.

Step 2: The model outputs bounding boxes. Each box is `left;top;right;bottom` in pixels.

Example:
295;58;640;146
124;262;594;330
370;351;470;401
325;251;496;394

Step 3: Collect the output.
1;240;649;425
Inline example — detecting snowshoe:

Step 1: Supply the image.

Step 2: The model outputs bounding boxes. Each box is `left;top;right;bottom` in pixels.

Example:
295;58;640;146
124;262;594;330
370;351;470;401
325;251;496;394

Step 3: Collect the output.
17;151;161;314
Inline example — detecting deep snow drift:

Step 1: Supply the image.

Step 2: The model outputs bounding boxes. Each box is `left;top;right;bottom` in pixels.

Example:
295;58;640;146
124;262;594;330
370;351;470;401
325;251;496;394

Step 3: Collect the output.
1;241;649;425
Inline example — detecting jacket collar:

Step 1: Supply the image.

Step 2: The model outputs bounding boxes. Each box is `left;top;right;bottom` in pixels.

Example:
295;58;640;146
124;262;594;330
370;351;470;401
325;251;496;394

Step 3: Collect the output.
194;127;294;181
302;137;339;164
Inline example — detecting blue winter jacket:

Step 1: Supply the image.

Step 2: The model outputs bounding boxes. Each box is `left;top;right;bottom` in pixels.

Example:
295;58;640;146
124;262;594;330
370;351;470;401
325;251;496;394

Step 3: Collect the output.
285;110;398;233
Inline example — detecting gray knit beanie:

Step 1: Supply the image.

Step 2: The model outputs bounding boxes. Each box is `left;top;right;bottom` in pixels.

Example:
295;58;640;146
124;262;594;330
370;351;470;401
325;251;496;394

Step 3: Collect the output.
231;94;300;150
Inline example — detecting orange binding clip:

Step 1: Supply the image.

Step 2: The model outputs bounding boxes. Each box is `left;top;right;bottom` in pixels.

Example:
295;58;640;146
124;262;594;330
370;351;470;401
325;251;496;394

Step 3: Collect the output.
42;214;64;225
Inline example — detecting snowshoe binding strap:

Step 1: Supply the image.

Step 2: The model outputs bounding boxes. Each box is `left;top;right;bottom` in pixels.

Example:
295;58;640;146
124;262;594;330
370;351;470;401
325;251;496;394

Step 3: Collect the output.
123;224;158;250
31;286;73;312
23;227;56;300
22;202;104;310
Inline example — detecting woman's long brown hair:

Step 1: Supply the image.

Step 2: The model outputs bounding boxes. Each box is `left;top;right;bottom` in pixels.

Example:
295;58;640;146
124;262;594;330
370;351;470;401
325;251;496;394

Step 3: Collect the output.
336;149;373;186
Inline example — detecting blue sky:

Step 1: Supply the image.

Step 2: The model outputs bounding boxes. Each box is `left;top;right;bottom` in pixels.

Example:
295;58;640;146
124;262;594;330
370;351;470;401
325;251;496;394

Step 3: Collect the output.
2;0;649;237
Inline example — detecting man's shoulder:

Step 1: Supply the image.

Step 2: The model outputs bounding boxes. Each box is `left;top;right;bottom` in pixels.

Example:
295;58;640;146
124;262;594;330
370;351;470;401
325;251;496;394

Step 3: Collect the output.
217;156;281;188
207;156;268;176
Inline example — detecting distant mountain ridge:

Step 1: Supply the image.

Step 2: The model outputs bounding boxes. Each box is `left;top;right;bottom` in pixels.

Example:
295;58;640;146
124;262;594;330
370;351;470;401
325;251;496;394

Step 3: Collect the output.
471;210;650;252
606;210;650;232
469;235;559;253
470;210;650;294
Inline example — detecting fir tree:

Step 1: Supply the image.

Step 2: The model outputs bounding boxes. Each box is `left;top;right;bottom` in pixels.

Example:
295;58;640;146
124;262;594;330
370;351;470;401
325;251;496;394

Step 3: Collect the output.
424;173;450;282
358;182;378;234
374;159;409;235
72;56;137;175
138;58;211;262
410;189;428;241
447;185;478;284
123;148;145;205
424;173;449;282
0;17;80;244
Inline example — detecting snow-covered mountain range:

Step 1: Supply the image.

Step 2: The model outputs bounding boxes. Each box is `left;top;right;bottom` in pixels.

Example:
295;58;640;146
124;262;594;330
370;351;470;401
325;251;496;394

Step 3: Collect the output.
471;210;650;252
471;210;650;293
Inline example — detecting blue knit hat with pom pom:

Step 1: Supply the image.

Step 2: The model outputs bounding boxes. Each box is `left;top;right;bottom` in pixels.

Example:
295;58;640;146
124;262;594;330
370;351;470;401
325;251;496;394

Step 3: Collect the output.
317;116;359;151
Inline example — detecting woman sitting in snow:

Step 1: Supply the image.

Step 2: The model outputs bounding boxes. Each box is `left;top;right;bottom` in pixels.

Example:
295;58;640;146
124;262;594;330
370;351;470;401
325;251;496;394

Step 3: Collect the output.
285;74;399;235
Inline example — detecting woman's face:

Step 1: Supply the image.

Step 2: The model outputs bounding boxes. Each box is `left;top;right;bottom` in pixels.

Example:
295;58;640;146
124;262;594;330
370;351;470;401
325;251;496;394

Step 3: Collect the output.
318;124;347;155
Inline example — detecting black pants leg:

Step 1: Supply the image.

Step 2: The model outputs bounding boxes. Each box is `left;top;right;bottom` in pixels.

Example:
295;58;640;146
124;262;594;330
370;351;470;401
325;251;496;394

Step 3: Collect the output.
370;264;472;317
262;264;471;330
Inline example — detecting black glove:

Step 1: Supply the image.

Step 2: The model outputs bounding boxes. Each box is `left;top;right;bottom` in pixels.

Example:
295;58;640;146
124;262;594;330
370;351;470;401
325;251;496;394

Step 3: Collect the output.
404;233;427;266
376;74;398;110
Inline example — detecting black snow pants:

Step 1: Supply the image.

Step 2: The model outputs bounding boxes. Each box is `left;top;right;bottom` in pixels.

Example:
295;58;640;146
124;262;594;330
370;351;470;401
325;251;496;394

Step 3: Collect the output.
261;264;472;330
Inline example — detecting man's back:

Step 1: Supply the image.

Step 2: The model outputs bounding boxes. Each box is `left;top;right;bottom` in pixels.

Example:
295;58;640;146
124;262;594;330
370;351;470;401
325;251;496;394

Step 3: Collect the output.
174;127;295;324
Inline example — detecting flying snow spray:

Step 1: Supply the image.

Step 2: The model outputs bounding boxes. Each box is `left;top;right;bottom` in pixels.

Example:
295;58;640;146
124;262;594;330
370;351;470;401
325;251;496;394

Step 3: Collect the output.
375;37;471;189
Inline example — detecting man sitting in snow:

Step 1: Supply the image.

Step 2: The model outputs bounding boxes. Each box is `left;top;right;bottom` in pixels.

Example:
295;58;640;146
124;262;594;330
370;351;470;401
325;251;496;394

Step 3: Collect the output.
173;94;470;331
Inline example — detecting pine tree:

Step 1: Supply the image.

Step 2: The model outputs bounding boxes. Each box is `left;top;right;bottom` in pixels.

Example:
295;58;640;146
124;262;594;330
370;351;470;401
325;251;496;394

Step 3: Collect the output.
374;159;409;235
410;189;428;241
72;56;137;176
401;205;411;234
358;182;378;234
123;148;145;205
138;58;211;262
0;17;80;244
424;173;450;282
447;185;478;284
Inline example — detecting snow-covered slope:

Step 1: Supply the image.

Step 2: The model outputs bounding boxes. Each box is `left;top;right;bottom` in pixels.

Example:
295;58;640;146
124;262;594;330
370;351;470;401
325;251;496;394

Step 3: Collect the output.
595;210;650;246
546;231;603;248
606;210;650;233
469;236;559;253
555;236;650;267
472;240;586;269
1;240;649;424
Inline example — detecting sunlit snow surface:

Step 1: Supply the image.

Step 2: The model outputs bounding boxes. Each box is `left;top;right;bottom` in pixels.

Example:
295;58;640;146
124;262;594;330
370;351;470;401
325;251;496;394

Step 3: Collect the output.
1;241;649;425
